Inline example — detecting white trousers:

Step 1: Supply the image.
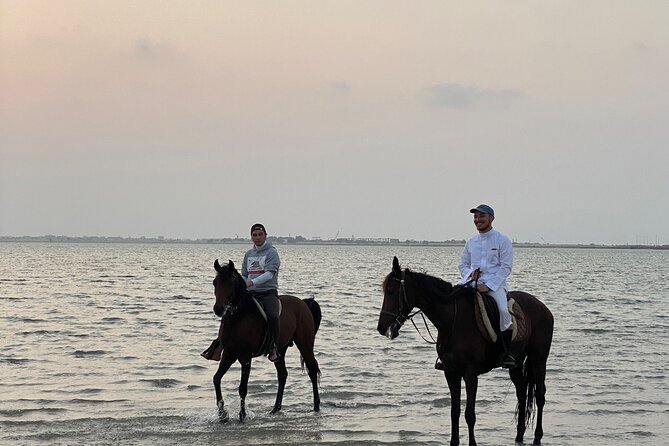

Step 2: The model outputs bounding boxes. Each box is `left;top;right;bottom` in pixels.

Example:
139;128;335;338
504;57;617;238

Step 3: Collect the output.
468;283;512;331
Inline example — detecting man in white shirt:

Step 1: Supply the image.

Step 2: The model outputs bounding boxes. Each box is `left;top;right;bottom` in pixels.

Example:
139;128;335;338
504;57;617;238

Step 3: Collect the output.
457;204;516;369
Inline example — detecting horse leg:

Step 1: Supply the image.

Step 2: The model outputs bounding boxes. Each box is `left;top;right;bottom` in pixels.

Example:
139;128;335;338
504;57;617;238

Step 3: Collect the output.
463;370;478;446
294;326;321;412
271;350;288;414
238;360;251;422
510;358;527;443
532;359;548;445
213;354;236;422
307;358;321;412
445;371;462;446
303;353;321;412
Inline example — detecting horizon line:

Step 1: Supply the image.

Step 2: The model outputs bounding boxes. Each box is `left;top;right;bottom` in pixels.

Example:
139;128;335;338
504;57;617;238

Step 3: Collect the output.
1;234;667;249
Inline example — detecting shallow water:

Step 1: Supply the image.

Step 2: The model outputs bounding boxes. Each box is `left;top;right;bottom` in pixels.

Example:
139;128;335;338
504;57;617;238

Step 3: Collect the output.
1;243;667;445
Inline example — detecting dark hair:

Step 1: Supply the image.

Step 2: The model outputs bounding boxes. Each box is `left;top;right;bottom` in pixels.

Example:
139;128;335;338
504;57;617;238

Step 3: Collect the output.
250;223;266;234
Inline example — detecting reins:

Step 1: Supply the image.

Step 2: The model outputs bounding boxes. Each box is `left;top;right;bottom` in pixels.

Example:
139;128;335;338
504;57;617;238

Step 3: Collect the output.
408;311;437;344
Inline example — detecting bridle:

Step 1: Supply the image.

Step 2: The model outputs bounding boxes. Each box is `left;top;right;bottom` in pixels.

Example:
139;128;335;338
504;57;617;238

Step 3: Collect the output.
214;272;244;318
380;270;410;325
381;269;438;344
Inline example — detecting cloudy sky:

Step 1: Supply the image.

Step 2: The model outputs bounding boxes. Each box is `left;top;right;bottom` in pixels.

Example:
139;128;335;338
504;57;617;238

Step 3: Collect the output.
1;1;668;244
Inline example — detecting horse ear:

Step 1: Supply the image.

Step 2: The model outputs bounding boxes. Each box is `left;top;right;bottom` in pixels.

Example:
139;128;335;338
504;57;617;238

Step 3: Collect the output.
214;259;222;271
228;260;235;270
392;256;401;276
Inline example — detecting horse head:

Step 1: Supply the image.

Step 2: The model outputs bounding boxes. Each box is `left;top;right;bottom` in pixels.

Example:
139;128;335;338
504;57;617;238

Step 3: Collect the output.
377;256;416;339
213;259;246;317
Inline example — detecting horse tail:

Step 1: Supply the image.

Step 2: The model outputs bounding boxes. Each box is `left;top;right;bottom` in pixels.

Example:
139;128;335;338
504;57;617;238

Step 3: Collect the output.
303;297;322;334
520;356;536;429
300;298;322;380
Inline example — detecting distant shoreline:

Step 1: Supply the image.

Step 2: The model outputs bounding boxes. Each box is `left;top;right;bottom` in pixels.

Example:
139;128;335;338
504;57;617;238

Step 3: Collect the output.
1;235;667;250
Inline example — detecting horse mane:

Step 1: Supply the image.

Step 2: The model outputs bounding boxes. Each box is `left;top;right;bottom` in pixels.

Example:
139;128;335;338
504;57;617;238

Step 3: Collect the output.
381;273;394;294
382;268;454;301
406;269;454;300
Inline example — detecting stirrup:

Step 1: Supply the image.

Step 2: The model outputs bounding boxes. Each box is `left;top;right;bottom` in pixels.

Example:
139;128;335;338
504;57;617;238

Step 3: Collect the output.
501;353;516;369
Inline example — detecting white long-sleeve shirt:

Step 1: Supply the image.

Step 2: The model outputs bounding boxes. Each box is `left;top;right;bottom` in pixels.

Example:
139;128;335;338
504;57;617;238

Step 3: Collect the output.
457;228;513;292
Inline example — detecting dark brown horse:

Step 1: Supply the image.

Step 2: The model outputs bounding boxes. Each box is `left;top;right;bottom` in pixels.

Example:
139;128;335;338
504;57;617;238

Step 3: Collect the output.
377;257;553;446
210;259;321;422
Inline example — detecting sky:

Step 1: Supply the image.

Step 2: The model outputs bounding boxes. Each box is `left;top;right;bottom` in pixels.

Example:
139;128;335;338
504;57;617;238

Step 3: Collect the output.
1;1;668;245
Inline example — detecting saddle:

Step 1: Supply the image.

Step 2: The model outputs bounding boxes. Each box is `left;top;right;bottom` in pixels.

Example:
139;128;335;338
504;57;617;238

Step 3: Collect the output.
200;294;283;361
474;292;527;343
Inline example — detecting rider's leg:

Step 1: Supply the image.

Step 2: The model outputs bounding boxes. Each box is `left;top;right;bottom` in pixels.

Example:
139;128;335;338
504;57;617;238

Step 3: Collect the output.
261;291;281;362
490;288;515;368
500;329;516;368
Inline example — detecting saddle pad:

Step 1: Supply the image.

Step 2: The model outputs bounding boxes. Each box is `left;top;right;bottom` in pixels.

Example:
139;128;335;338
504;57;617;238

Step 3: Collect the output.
474;293;527;343
475;292;499;343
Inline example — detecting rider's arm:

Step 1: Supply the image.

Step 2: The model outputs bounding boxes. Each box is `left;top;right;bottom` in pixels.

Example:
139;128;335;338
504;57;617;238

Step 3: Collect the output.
241;252;249;279
248;271;274;287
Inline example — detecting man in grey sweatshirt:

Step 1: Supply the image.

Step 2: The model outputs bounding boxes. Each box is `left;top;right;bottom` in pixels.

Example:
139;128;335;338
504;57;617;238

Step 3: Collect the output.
242;223;281;362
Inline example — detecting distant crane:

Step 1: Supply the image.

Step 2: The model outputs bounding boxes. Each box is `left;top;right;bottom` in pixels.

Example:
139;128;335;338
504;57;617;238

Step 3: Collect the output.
334;230;339;240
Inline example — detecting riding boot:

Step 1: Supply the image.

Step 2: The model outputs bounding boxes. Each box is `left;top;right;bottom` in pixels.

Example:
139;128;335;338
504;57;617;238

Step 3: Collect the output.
500;329;516;369
267;317;281;362
201;338;220;360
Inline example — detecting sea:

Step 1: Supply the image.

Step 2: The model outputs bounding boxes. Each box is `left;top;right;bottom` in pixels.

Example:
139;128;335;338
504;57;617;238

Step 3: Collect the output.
1;242;667;446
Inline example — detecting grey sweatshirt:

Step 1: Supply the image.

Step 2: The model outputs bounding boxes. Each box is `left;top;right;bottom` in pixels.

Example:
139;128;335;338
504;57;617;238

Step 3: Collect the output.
241;241;280;293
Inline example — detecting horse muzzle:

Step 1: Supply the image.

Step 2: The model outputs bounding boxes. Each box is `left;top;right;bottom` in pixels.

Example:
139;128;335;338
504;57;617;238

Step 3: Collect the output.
387;322;402;339
213;304;224;317
378;321;401;339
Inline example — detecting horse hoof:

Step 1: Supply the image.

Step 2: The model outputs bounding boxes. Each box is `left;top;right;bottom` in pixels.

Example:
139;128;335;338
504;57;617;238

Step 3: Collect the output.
218;409;229;423
239;411;247;422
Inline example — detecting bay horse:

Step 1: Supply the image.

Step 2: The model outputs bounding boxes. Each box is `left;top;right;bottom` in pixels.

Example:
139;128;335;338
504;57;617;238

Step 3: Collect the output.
210;259;321;422
377;257;553;446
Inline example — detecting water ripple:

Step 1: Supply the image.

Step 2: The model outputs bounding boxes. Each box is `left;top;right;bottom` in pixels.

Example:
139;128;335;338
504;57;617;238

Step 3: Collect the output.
0;243;666;446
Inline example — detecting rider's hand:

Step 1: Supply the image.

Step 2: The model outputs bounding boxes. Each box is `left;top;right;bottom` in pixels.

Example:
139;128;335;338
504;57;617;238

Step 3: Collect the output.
246;279;254;287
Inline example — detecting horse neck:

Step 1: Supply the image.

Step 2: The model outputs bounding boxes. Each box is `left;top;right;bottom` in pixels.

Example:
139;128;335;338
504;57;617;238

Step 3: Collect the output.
408;275;455;332
412;284;478;338
228;292;250;316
